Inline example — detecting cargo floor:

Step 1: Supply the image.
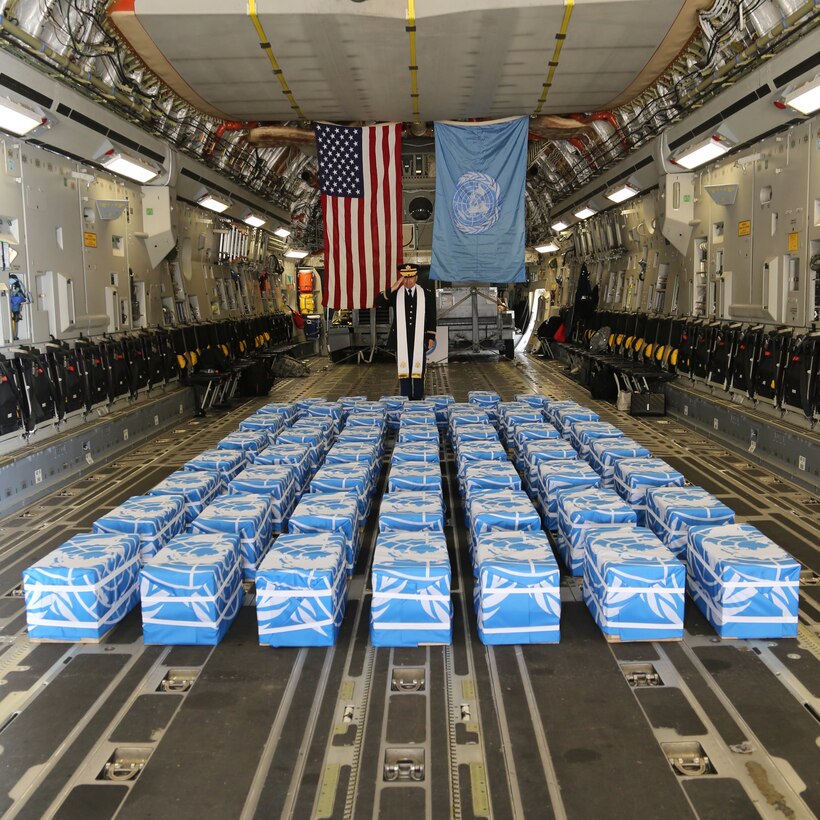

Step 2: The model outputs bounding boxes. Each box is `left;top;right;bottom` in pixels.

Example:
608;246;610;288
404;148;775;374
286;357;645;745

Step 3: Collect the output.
0;355;817;820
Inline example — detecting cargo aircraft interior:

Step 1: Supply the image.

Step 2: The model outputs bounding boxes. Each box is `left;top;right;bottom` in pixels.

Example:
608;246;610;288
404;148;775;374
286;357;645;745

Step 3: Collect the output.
0;1;818;818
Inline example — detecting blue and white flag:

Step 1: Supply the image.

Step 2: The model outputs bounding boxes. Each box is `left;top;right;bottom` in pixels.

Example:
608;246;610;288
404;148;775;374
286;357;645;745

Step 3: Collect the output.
430;117;528;283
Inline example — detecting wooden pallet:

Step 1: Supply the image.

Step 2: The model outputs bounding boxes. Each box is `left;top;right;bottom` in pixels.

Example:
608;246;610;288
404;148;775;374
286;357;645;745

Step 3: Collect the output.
28;621;118;644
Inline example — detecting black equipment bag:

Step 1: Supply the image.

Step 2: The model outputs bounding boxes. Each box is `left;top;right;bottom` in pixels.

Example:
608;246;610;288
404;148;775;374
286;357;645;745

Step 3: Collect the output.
15;350;56;431
140;331;165;387
588;360;617;401
691;321;712;379
781;332;820;418
46;342;84;418
707;324;732;388
754;328;791;404
678;321;696;377
101;338;130;402
238;355;275;397
729;325;760;397
630;391;666;417
125;334;150;394
0;356;23;436
75;340;109;409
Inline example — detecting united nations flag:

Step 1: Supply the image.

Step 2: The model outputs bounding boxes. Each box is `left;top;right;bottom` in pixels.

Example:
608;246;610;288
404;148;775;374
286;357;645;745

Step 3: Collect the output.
430;116;528;283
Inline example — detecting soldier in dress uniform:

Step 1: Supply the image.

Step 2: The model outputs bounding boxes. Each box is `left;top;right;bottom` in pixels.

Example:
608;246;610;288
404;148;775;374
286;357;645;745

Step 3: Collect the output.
375;264;437;399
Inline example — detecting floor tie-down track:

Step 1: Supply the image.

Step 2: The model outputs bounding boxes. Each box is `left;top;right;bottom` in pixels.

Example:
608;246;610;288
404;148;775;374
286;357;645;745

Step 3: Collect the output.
0;357;817;819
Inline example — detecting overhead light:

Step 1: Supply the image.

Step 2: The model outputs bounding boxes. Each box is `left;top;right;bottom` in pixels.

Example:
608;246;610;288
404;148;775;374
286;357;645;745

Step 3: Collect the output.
284;249;309;259
574;206;596;220
782;75;820;115
606;183;639;204
242;210;266;228
0;97;45;136
673;135;731;170
98;148;160;183
535;242;559;254
273;226;291;238
197;189;231;213
550;220;569;232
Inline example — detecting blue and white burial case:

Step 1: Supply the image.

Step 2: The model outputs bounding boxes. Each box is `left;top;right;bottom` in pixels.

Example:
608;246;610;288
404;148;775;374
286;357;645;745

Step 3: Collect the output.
92;494;186;561
140;533;243;645
23;533;141;641
583;527;685;642
189;493;274;580
370;531;452;647
256;533;347;647
687;523;800;639
474;531;560;645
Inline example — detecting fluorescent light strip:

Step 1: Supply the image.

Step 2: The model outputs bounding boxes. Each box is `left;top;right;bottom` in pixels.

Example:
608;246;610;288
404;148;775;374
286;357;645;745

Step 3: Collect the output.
243;214;266;228
550;221;569;232
199;194;231;213
674;136;729;170
101;152;159;183
273;226;291;238
783;76;820;115
574;207;596;220
284;249;309;259
0;98;43;136
535;243;559;254
606;184;638;203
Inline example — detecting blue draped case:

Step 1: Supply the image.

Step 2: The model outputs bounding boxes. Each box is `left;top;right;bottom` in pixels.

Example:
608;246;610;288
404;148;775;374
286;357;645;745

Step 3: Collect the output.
93;495;186;561
474;531;560;645
556;487;637;576
587;438;651;487
289;491;360;573
466;489;541;554
392;441;440;465
256;533;347;647
189;493;274;579
568;421;624;459
388;463;443;496
379;491;445;532
228;464;299;532
184;449;247;491
310;462;372;519
23;534;141;641
645;487;735;559
613;457;685;525
462;461;522;495
536;460;601;531
149;470;221;525
140;533;242;645
584;527;685;642
250;444;312;493
370;532;452;647
217;430;269;455
687;523;800;638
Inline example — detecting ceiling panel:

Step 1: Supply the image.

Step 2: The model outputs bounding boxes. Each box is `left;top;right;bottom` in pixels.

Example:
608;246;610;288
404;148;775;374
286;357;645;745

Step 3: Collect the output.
114;0;699;122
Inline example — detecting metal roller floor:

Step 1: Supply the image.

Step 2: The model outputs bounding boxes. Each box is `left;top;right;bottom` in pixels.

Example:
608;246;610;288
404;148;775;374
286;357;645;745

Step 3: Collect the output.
0;355;817;820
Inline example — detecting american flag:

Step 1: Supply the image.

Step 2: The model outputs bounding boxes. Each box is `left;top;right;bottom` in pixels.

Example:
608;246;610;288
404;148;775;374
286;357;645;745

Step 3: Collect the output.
315;122;403;309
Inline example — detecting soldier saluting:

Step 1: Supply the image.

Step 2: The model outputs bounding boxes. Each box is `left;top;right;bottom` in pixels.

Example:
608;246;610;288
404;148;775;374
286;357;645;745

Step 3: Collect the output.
375;264;437;400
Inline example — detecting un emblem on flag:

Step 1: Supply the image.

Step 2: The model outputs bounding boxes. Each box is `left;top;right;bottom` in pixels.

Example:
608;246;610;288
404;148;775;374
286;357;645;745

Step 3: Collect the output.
452;172;502;235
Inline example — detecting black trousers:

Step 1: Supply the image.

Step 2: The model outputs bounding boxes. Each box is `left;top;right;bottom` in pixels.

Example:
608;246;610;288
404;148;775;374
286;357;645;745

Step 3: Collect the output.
399;374;425;400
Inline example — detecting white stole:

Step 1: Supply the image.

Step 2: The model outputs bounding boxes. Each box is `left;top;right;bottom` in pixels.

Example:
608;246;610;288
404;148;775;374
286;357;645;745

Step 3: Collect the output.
396;284;426;379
